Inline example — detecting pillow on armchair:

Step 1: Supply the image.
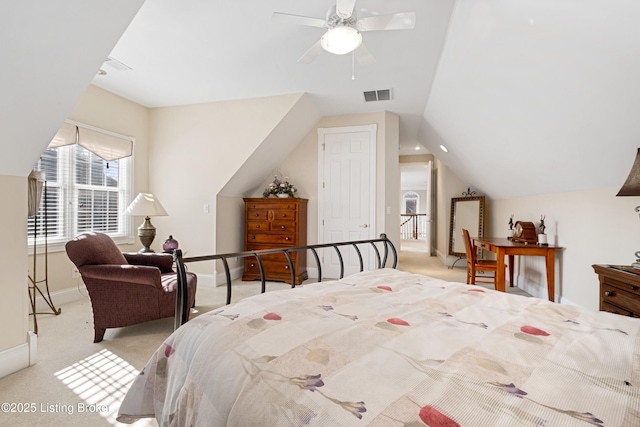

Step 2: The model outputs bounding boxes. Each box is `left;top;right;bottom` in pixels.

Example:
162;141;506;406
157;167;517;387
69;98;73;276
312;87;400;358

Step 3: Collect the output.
65;232;197;342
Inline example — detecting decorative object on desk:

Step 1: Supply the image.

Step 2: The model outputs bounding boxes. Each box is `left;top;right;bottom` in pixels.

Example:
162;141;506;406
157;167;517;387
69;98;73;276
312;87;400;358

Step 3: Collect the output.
124;193;168;253
537;215;548;245
507;214;514;239
512;221;538;244
162;235;179;253
616;148;640;267
263;174;297;198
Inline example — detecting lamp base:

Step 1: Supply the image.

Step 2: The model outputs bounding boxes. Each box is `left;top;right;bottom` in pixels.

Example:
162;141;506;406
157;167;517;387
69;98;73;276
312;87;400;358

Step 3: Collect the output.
138;216;156;253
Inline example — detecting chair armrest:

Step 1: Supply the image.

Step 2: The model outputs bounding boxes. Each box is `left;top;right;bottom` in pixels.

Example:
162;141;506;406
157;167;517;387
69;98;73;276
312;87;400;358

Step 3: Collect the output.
123;253;173;273
79;264;162;288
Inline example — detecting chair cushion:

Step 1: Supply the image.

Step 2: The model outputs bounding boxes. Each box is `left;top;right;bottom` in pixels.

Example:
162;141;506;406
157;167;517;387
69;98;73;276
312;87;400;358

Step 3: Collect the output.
66;232;128;267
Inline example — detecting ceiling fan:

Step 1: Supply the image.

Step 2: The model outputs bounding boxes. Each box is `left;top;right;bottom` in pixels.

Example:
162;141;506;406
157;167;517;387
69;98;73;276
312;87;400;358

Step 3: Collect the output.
272;0;416;65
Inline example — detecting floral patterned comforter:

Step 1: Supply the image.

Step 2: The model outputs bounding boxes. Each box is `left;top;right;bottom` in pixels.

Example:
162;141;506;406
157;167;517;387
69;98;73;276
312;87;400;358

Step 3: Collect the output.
117;269;640;426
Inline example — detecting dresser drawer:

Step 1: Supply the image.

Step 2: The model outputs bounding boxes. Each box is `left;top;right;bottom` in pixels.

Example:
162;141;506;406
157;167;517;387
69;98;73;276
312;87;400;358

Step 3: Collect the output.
244;256;298;274
246;208;296;222
247;209;269;220
271;220;297;233
601;301;636;317
247;221;269;232
605;277;640;297
601;284;640;315
272;209;296;221
247;233;296;245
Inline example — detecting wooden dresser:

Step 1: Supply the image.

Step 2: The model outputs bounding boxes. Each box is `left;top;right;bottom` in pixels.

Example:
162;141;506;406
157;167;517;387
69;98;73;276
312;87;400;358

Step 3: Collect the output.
242;198;308;285
593;264;640;317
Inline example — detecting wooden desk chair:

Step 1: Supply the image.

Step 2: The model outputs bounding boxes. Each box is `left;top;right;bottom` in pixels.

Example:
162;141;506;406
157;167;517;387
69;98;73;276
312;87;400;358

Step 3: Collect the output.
462;228;499;285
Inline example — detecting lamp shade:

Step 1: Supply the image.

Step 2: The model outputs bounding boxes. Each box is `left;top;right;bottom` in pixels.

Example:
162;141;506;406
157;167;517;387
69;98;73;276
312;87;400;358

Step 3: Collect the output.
320;26;362;55
617;148;640;196
27;170;45;217
124;193;168;217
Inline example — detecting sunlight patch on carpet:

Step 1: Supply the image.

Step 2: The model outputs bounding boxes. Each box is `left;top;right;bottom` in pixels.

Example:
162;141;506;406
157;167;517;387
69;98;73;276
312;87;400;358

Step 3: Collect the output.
54;349;149;425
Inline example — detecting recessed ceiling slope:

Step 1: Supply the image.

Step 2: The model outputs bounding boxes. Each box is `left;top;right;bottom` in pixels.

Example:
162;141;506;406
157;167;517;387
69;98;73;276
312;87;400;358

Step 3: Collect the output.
90;1;455;154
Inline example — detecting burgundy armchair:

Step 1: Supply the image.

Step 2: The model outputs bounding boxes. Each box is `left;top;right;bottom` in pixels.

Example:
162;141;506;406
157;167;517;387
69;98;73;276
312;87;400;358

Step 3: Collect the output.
65;232;197;342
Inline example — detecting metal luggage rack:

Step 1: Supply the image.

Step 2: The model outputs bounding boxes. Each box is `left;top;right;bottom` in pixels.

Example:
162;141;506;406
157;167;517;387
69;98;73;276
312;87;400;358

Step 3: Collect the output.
172;233;397;328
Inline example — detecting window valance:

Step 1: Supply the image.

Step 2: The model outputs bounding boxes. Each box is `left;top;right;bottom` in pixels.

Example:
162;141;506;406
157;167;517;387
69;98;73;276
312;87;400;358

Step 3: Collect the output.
47;120;133;161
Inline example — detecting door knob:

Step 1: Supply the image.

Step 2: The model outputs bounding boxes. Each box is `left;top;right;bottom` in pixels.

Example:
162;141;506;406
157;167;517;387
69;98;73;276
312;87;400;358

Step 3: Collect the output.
360;224;369;228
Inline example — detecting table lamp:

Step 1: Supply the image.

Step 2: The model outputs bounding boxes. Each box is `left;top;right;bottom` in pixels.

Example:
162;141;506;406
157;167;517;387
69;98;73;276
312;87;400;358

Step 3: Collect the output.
616;148;640;267
124;193;168;252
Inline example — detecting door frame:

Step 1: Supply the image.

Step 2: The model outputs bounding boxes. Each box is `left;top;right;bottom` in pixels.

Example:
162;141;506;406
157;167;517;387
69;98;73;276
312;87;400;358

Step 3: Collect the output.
317;124;377;249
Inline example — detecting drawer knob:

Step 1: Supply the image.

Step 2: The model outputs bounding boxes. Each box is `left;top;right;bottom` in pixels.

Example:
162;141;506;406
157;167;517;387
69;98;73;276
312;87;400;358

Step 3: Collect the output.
282;214;287;217
281;225;285;229
631;286;638;291
284;265;289;269
256;225;261;229
285;237;290;241
255;213;259;217
251;236;256;240
604;291;614;297
250;263;255;267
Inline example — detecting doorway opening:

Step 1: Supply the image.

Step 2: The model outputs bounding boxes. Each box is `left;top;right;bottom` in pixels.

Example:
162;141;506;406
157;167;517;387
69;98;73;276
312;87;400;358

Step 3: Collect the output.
399;161;433;255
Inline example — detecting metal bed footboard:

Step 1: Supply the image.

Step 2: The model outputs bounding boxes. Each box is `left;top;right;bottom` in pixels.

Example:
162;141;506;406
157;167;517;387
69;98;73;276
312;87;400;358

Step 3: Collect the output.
172;233;397;329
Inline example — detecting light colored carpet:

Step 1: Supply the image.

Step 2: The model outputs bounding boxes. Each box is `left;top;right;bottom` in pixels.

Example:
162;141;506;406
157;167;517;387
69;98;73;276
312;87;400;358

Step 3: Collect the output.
0;240;528;426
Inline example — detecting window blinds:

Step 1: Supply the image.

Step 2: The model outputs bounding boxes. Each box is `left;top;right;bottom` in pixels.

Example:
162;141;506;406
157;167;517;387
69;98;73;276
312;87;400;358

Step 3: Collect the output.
47;120;133;161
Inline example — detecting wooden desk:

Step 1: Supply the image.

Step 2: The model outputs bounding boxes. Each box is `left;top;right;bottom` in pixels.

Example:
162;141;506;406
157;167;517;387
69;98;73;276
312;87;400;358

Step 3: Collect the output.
472;237;563;302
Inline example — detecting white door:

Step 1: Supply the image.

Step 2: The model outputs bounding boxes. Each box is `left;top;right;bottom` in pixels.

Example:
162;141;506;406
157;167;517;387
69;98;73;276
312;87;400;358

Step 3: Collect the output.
318;125;376;279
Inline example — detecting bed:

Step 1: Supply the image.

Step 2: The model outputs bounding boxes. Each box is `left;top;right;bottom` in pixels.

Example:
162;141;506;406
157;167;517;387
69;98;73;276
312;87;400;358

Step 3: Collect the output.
117;261;640;426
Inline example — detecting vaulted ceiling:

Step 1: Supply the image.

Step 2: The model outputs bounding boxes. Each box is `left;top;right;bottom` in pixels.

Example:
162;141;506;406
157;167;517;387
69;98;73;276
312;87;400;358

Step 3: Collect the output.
4;0;640;201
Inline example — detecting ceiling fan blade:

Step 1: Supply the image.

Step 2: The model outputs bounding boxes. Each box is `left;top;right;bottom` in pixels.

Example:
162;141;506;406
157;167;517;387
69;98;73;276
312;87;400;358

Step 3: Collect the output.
272;12;326;28
336;0;357;18
355;42;376;66
356;12;416;32
298;39;324;64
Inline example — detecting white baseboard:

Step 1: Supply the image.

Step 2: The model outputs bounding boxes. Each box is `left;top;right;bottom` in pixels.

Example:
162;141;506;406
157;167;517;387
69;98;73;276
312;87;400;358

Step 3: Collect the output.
558;296;581;307
0;332;37;379
29;284;88;314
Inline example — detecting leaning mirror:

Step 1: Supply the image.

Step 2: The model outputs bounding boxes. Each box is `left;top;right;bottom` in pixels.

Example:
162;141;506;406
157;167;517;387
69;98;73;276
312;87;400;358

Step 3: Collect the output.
448;195;485;257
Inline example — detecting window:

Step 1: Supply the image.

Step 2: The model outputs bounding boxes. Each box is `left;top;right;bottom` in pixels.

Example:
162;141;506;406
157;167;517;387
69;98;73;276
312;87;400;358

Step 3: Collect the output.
403;191;419;214
27;122;134;252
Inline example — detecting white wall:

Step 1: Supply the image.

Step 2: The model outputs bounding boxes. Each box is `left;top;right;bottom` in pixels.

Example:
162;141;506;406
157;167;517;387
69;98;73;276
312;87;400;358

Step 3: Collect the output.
434;158;469;263
148;93;315;276
0;175;29;353
489;188;639;311
250;111;401;251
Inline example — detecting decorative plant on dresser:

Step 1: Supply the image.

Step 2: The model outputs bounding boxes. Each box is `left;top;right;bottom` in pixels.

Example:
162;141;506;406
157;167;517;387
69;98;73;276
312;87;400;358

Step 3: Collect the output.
242;198;308;285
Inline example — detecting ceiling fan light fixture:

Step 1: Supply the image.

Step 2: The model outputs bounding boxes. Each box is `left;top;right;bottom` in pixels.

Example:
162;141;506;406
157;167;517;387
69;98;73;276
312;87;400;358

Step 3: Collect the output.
321;26;362;55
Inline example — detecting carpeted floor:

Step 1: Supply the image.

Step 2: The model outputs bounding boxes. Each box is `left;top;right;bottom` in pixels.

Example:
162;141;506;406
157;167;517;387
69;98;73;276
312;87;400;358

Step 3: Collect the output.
0;240;528;426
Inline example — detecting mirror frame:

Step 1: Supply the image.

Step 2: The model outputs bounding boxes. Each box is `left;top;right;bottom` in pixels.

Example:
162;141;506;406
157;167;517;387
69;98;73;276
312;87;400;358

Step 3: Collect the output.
448;195;486;257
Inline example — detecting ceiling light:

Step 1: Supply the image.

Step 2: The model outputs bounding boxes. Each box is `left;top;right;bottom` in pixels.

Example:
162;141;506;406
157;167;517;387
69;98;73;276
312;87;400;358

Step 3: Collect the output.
439;145;448;153
321;26;362;55
414;146;421;150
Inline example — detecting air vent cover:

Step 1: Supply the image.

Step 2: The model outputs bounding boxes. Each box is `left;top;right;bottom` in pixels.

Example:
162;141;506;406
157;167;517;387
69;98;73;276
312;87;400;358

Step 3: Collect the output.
363;89;392;102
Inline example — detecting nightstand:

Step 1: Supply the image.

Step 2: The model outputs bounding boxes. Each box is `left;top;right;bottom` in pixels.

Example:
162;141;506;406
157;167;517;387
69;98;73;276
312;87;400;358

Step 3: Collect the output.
593;264;640;317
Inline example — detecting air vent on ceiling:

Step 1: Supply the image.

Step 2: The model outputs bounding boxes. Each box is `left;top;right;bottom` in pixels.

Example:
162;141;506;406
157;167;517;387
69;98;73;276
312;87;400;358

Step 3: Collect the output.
363;89;392;102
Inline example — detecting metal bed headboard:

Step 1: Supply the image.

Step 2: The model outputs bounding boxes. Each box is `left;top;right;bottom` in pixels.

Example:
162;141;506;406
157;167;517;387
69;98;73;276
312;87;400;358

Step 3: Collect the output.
172;233;397;329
